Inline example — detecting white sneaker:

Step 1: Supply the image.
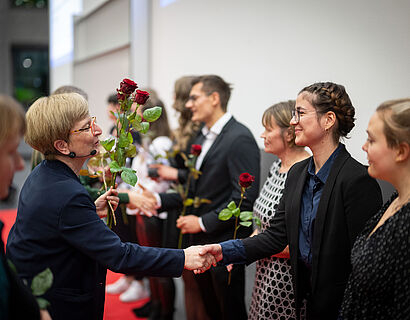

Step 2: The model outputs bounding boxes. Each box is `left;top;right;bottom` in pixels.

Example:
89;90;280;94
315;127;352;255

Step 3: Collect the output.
119;280;150;302
106;276;131;294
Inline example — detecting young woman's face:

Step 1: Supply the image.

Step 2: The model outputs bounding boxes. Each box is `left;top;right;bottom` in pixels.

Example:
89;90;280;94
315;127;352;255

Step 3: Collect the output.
260;117;287;156
362;112;396;180
290;93;325;148
0;134;24;199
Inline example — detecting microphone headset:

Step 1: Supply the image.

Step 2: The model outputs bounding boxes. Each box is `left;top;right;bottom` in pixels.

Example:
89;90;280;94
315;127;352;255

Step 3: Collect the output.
68;150;97;158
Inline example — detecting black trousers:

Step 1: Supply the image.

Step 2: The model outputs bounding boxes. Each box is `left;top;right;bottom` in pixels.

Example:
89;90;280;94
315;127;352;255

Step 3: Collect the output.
194;264;247;320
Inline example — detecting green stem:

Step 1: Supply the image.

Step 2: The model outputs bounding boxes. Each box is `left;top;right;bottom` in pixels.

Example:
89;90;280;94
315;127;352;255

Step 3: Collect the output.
228;190;244;285
177;172;193;249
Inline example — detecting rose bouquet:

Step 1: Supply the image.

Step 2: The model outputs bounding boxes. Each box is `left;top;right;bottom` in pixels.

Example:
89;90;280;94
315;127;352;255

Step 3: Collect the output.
89;78;162;228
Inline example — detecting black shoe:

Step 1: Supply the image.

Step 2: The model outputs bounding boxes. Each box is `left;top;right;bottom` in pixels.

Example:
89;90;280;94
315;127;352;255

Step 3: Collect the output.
133;301;151;318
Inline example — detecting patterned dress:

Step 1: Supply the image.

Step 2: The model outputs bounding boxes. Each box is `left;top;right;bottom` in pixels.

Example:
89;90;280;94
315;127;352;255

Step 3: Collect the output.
340;194;410;319
249;160;302;320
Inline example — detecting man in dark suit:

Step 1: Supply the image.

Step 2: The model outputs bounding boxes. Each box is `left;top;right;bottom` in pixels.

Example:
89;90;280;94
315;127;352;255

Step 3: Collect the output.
158;75;260;320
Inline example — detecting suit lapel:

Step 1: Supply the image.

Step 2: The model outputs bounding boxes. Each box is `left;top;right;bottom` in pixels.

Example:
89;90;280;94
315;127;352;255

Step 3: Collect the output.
311;145;350;291
198;118;235;171
288;160;309;261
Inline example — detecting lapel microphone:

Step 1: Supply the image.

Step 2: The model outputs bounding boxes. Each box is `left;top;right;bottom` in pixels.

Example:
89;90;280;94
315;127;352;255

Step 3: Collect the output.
68;150;97;158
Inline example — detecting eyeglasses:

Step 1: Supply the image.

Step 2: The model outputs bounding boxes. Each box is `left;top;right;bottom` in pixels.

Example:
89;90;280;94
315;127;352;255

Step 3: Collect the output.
71;117;97;135
291;108;316;123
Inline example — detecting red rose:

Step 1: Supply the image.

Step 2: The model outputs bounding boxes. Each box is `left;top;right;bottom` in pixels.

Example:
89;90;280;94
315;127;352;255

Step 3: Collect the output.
190;144;202;156
118;78;138;95
135;90;150;105
116;89;126;101
239;173;255;189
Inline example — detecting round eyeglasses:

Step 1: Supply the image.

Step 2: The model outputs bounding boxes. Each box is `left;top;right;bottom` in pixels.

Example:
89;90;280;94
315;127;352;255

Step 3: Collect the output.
70;117;97;135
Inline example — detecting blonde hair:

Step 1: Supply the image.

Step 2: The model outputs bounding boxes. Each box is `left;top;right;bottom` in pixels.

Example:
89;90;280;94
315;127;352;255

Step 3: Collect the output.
262;100;301;148
25;93;89;159
376;98;410;148
0;95;26;147
172;76;200;151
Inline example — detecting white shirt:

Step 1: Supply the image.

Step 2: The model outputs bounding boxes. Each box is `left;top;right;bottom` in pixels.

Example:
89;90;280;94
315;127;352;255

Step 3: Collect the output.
195;112;232;170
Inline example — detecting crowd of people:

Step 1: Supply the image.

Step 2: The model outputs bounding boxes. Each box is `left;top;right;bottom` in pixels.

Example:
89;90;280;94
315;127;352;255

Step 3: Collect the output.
0;75;408;320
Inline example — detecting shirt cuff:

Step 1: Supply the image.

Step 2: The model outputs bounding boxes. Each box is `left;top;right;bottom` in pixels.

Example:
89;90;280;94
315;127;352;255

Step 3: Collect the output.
198;217;207;232
154;192;161;208
220;239;247;265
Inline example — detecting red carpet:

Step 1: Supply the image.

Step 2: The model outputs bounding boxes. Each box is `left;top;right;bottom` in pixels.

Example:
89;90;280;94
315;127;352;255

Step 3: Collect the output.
0;208;149;320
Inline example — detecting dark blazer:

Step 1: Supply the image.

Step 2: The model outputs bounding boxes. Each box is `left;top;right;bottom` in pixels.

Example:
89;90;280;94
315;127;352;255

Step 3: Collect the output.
242;144;382;319
1;220;40;320
160;117;260;245
6;160;185;320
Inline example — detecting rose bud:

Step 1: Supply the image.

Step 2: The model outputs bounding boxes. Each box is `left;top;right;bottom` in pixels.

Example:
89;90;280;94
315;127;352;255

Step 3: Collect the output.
118;78;138;95
190;144;202;156
239;172;255;189
135;90;150;105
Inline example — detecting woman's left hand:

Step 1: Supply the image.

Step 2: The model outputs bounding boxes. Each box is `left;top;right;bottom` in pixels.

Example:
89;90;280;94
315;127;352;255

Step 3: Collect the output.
95;187;119;218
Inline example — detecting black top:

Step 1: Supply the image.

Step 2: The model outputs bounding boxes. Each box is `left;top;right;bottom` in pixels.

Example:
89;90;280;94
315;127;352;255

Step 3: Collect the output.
341;194;410;319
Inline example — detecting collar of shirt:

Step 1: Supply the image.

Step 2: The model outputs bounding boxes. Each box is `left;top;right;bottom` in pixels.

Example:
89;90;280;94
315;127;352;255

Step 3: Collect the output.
201;112;232;138
307;143;343;184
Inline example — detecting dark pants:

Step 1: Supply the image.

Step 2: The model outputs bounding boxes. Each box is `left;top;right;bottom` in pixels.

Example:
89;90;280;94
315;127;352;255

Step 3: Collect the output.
194;264;247;320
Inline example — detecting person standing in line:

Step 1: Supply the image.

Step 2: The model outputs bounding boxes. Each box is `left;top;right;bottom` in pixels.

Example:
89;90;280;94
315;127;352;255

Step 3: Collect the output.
248;100;309;320
200;82;383;320
340;98;410;319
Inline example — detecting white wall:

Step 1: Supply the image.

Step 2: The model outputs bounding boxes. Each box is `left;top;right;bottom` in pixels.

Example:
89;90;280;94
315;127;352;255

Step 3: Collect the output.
150;0;410;163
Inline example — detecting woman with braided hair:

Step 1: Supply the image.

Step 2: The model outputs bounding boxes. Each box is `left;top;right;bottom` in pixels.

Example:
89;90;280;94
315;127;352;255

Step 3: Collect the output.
200;82;383;320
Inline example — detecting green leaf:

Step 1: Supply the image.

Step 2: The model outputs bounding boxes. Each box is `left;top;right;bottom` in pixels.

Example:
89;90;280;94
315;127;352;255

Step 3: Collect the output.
183;198;194;206
239;221;252;227
127;132;133;144
240;211;253;221
143;106;162;122
254;217;261;228
116;148;126;167
118;132;130;148
121;168;138;186
218;208;233;221
101;138;115;152
127;111;137;122
37;297;50;310
109;161;121;173
132;119;143;131
140;122;150;134
7;259;17;274
227;201;237;211
31;268;53;296
232;208;240;217
125;144;137;158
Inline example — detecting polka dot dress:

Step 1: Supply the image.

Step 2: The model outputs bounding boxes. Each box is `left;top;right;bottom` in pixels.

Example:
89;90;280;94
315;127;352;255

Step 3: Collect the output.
249;160;303;320
341;194;410;319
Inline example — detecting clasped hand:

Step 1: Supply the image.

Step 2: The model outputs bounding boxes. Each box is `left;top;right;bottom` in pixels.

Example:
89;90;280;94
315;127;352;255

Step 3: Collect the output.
183;244;223;274
95;187;119;218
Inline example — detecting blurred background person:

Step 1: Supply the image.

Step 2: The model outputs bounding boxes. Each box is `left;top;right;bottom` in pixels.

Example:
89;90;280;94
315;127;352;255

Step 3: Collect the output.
340;98;410;319
248;100;309;320
0;94;51;320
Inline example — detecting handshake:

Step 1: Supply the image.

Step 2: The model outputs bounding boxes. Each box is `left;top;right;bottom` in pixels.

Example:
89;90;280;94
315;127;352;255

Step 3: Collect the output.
183;244;224;274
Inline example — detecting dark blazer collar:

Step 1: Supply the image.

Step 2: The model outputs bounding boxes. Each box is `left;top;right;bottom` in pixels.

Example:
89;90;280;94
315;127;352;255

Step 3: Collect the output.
199;117;237;170
43;160;81;182
311;143;350;290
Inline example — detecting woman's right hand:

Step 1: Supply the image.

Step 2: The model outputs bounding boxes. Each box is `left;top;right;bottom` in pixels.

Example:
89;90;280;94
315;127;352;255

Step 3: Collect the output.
149;164;178;181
